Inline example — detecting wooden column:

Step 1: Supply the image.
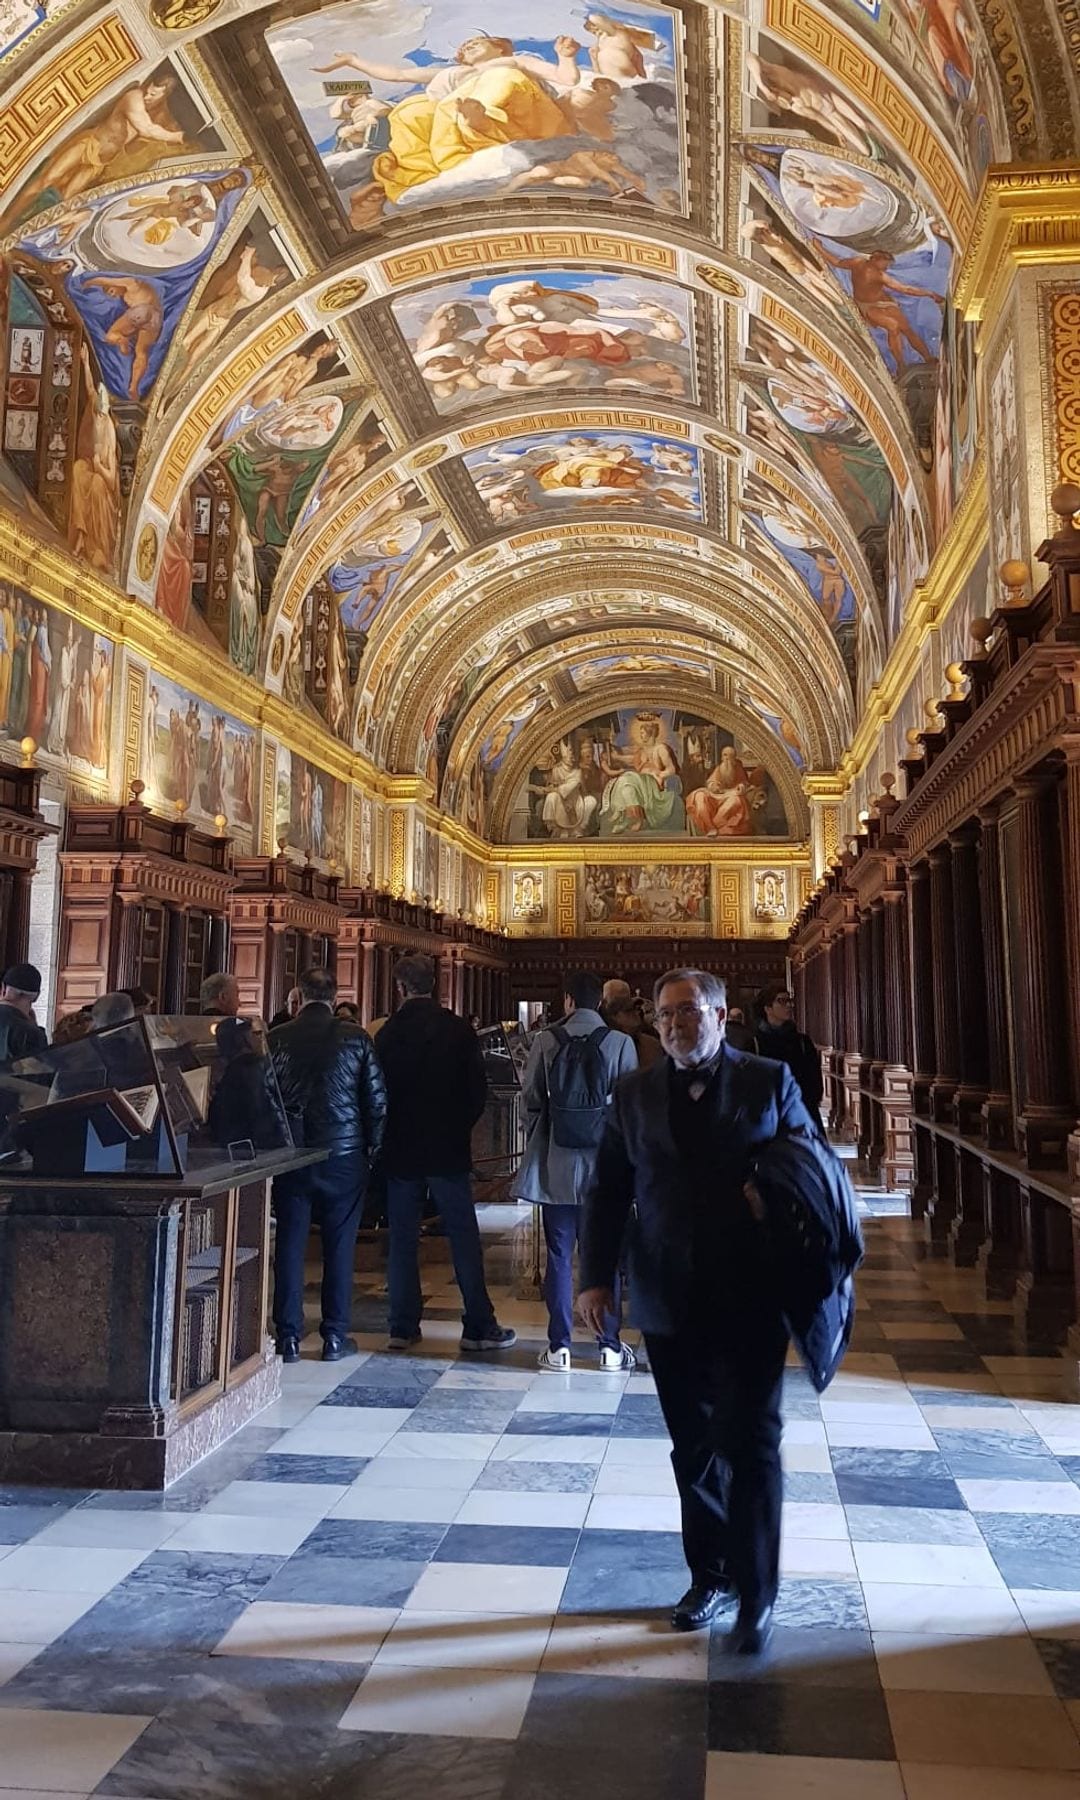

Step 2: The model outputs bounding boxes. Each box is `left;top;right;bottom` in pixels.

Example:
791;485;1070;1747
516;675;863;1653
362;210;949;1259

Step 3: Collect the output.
907;859;935;1120
949;822;990;1130
881;881;914;1188
977;804;1013;1147
1003;775;1075;1167
1061;745;1080;1180
928;842;959;1120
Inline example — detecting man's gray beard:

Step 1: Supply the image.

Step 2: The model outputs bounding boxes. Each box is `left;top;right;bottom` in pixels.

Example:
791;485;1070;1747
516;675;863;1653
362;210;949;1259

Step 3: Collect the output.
668;1029;724;1070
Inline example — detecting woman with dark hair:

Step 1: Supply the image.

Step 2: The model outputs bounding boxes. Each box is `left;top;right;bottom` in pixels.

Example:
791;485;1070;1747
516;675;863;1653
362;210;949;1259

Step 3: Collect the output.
754;984;823;1120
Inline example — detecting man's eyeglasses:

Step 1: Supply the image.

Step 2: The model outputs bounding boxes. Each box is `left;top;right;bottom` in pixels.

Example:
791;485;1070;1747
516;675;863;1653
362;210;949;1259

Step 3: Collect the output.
656;1002;710;1024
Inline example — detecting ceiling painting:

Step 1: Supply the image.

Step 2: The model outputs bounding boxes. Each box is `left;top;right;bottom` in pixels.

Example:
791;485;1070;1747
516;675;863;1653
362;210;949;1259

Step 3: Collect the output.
463;428;702;523
0;0;1057;818
391;269;694;414
265;0;686;232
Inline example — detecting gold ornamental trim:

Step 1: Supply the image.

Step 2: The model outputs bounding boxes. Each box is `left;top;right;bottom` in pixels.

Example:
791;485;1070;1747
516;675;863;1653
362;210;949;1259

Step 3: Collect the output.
954;164;1080;328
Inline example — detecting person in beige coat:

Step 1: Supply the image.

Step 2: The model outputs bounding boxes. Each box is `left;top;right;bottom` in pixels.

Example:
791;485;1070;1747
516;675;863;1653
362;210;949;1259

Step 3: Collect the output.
512;971;637;1369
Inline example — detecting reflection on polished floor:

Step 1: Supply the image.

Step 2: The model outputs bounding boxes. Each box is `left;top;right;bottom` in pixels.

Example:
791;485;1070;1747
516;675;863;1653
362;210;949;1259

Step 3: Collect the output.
1;1185;1079;1798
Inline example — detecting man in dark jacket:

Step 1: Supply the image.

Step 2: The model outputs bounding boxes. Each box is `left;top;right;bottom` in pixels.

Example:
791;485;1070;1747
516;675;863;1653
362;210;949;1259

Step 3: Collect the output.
0;963;47;1067
270;966;386;1363
377;954;515;1353
580;967;816;1655
754;983;824;1120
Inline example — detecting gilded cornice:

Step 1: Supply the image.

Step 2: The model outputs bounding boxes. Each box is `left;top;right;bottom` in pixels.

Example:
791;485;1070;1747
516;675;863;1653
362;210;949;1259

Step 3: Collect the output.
488;840;811;867
954;163;1080;330
840;456;989;786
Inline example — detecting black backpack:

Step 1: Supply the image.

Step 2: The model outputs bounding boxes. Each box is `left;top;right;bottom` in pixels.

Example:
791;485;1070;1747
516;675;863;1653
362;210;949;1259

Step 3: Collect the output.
546;1023;611;1149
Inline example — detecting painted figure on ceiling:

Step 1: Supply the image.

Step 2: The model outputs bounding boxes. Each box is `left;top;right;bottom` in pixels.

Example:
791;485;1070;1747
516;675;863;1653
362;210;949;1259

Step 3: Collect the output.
70;344;119;574
598;712;684;835
1;77;187;232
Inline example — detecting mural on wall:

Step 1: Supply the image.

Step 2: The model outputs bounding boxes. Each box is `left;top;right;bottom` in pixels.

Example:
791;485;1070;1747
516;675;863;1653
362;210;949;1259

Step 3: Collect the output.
391;270;693;414
0;581;112;773
932;292;978;540
141;671;255;838
987;329;1024;580
276;746;347;867
266;0;685;232
161;216;291;403
583;863;710;930
511;869;545;921
464;429;701;523
753;866;788;921
735;681;807;771
0;63;224;236
740;143;950;466
507;708;790;841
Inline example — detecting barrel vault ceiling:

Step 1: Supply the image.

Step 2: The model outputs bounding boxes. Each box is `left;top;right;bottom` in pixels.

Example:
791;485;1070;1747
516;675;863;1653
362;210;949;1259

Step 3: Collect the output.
1;0;1075;838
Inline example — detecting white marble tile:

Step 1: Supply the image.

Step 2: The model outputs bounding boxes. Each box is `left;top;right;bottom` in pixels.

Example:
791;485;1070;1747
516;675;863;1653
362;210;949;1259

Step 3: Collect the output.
592;1461;677;1498
202;1479;344;1518
338;1662;535;1739
873;1631;1055;1695
901;1770;1080;1800
920;1407;1032;1434
390;1431;502;1461
27;1510;184;1551
516;1388;622;1415
214;1601;398;1663
781;1442;834;1474
0;1545;148;1594
330;1485;469;1523
599;1436;673;1466
455;1490;590;1529
490;1435;606;1465
854;1541;1005;1588
544;1613;709;1683
825;1421;937;1451
780;1421;828;1446
817;1402;921;1425
525;1370;627;1392
271;1429;402;1459
1008;1590;1080;1639
861;1583;1021;1636
406;1561;568;1615
704;1753;905;1798
781;1503;849;1541
164;1512;315;1557
0;1641;47;1686
434;1367;535;1392
780;1537;857;1578
351;1457;490;1491
373;1609;554;1672
958;1479;1080;1514
0;1707;150;1791
0;1590;99;1645
584;1494;681;1533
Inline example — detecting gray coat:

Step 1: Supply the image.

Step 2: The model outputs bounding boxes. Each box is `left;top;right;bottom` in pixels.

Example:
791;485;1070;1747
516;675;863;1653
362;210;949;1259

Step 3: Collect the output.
511;1008;638;1206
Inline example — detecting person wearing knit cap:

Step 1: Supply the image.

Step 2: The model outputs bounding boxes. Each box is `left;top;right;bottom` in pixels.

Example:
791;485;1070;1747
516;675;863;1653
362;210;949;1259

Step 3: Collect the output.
0;962;47;1067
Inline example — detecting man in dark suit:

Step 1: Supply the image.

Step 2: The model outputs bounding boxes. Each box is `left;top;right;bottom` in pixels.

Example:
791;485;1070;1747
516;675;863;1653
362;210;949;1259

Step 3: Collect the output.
580;967;815;1654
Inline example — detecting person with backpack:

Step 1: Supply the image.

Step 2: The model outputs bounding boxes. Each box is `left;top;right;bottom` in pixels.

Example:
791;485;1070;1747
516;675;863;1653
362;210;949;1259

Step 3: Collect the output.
513;971;638;1371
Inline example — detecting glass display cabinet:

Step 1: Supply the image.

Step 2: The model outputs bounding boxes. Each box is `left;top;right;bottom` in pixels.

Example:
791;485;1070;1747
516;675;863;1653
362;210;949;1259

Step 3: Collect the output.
0;1016;322;1489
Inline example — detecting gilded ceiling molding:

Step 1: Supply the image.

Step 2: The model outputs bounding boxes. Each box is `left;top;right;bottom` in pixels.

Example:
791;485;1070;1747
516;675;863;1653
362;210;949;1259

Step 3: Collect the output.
484;681;811;843
0;14;140;190
953;162;1080;331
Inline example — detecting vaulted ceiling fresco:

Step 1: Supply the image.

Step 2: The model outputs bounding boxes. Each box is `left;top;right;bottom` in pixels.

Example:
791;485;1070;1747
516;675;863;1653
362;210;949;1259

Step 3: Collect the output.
0;0;1075;842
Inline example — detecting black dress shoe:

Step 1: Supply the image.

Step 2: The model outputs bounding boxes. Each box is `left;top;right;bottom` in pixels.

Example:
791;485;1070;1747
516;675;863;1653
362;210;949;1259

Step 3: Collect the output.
321;1332;359;1362
727;1604;774;1656
671;1582;728;1632
275;1334;300;1364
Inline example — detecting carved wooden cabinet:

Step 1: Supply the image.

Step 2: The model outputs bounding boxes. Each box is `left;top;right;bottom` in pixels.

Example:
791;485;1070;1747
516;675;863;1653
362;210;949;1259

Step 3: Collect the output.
56;792;235;1017
0;758;56;972
229;853;342;1021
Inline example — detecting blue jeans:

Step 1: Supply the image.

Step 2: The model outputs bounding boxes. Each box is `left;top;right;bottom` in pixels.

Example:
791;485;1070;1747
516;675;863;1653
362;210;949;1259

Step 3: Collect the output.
386;1174;497;1340
542;1203;623;1353
273;1151;366;1341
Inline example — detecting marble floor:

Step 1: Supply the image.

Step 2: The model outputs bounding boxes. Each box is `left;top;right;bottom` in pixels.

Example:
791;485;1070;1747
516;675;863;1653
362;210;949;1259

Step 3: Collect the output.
2;1192;1080;1797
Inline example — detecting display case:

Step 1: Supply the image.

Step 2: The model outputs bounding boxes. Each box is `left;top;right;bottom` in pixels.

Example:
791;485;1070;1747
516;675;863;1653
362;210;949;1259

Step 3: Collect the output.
3;1014;291;1179
0;1018;321;1488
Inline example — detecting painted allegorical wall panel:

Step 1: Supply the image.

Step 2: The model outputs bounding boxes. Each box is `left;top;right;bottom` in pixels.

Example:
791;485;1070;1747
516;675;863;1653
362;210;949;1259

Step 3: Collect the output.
507;708;791;842
140;668;255;844
583;862;710;932
0;579;112;775
275;745;348;869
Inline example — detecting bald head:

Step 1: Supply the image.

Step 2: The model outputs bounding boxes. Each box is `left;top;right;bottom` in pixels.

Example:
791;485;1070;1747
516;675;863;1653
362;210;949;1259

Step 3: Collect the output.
603;979;632;1010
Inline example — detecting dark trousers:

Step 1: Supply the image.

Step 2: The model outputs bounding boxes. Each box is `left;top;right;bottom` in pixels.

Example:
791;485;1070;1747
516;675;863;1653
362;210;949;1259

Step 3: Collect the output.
386;1173;497;1340
646;1309;788;1611
541;1203;622;1352
273;1151;367;1342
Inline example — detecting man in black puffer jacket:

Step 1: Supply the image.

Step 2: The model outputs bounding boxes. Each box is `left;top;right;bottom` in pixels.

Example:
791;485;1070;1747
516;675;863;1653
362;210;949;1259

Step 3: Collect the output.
270;966;386;1364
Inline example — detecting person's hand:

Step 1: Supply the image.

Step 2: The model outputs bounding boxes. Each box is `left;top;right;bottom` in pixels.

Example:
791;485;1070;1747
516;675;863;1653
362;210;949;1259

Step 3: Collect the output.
744;1179;765;1222
578;1286;614;1335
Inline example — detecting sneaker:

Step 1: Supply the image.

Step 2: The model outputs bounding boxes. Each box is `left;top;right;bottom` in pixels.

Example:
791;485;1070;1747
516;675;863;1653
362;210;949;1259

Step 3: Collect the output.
537;1346;571;1372
387;1331;423;1351
599;1343;637;1372
460;1325;518;1352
